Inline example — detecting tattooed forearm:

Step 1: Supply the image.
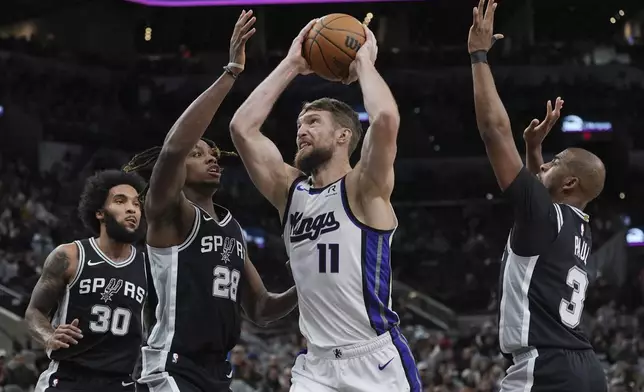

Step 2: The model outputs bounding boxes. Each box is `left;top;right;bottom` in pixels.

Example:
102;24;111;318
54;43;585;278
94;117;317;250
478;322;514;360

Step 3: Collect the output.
25;247;71;344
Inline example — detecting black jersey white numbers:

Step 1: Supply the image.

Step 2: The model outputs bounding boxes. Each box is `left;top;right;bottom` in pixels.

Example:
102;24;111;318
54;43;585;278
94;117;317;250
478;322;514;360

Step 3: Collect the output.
498;168;594;354
43;238;147;376
139;203;246;380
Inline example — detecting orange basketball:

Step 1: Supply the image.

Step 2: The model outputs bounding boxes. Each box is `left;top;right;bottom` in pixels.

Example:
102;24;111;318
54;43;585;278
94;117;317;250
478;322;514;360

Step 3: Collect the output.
302;14;367;82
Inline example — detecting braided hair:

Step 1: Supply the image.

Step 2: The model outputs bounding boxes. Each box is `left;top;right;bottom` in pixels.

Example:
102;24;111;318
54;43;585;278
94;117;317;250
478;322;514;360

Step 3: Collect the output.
122;138;237;200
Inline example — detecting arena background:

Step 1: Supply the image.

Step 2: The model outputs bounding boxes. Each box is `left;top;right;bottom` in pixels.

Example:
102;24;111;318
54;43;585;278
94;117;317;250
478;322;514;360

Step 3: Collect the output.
0;0;643;390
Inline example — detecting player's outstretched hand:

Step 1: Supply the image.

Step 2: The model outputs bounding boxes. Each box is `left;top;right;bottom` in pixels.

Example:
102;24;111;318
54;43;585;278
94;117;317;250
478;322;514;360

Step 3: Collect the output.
343;25;378;85
228;10;257;74
287;19;317;75
468;0;504;54
524;97;564;147
46;318;83;351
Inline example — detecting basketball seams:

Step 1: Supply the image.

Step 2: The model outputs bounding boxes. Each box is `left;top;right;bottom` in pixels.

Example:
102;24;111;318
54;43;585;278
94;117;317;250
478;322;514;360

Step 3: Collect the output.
319;14;352;28
312;39;341;81
316;30;357;61
304;13;366;81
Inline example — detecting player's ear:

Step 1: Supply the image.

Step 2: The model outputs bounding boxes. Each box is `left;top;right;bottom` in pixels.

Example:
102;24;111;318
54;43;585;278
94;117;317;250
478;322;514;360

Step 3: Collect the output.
562;176;579;192
95;209;105;221
337;128;351;145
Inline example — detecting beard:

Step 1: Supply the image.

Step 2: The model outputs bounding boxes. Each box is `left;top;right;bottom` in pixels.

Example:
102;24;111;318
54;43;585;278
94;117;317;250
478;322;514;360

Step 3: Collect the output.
103;211;145;244
294;146;333;174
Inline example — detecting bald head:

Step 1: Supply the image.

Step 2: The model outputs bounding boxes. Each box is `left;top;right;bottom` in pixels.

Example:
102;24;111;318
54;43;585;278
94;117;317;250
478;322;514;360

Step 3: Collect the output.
562;147;606;203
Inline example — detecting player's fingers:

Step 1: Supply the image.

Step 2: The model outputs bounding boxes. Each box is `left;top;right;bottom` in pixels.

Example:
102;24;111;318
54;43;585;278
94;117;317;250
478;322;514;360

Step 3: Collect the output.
484;0;498;24
493;33;504;42
555;96;564;111
238;10;253;25
241;28;256;43
477;0;485;23
60;327;83;339
56;333;78;345
71;318;79;326
236;10;246;26
525;119;539;132
297;19;317;41
241;16;256;33
52;340;69;350
544;100;552;119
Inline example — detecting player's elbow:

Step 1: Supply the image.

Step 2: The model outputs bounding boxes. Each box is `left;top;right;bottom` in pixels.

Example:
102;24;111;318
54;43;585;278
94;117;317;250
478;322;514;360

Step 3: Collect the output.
479;123;511;146
372;109;400;134
229;114;255;139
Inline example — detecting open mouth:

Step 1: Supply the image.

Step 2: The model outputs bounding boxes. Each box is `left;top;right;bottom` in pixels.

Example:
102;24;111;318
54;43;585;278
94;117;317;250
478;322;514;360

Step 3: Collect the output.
125;217;137;226
298;142;311;151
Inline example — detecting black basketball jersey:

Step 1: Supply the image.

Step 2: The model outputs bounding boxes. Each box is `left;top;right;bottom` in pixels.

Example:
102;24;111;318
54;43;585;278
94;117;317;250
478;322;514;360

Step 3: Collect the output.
141;203;246;369
49;237;148;375
498;168;594;355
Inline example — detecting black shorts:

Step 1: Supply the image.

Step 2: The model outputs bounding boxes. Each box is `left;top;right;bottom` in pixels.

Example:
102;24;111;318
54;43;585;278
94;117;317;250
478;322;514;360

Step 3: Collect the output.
501;348;607;392
136;352;232;392
36;361;134;392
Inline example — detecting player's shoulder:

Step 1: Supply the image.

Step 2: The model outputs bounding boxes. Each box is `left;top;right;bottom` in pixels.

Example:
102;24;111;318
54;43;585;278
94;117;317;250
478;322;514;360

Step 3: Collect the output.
558;204;590;223
54;241;81;262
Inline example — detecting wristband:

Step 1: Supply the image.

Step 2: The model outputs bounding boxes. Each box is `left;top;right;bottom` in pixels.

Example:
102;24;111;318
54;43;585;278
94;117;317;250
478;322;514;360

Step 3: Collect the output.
470;50;488;64
223;66;238;79
227;62;244;71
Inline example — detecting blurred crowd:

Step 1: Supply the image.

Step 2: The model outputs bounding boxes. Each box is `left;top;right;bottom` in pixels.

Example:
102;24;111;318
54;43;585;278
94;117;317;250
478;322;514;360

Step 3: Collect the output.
0;34;644;391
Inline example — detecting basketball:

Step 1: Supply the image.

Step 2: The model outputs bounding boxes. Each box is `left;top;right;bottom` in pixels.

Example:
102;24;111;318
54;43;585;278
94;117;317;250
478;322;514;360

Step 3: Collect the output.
302;14;367;82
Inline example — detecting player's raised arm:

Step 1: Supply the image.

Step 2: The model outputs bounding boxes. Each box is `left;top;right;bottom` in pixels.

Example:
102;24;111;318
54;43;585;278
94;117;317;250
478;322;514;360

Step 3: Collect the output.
352;26;399;199
523;98;564;175
240;255;297;327
230;20;316;213
25;244;83;350
145;11;255;220
469;0;523;191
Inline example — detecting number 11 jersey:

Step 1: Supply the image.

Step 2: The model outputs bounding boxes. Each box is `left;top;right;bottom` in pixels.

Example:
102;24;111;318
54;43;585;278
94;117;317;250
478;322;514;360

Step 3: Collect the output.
283;176;400;351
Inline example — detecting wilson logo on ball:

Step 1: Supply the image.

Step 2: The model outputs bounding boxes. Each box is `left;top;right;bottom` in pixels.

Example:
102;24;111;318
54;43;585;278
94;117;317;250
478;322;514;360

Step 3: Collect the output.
345;36;361;51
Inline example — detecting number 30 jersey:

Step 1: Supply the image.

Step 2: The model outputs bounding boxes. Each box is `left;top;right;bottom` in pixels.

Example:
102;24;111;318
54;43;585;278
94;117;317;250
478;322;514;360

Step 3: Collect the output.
283;176;400;351
49;237;147;375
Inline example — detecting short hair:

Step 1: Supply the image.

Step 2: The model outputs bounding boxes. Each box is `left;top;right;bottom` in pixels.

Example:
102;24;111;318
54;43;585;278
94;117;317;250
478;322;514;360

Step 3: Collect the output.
78;170;147;236
301;98;363;156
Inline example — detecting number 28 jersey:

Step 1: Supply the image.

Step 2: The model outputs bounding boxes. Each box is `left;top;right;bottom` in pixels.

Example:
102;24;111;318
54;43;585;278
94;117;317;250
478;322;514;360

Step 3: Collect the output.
283;176;400;350
49;237;147;375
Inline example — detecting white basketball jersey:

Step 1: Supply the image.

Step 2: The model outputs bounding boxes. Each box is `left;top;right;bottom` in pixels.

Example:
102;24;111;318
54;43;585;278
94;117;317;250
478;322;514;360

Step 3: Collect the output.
283;176;400;350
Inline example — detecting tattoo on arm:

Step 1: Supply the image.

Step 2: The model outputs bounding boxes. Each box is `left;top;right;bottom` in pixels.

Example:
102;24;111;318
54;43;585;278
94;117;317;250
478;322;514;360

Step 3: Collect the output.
25;248;70;344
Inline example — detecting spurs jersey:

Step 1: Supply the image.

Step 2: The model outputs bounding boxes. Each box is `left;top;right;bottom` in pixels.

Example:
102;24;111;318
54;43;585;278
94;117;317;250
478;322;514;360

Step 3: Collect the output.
498;168;594;355
139;203;246;380
39;238;146;380
283;176;400;350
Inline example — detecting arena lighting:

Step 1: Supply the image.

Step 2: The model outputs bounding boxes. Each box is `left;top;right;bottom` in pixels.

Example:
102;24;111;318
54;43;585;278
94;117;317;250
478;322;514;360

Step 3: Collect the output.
626;228;644;247
125;0;416;6
561;115;612;133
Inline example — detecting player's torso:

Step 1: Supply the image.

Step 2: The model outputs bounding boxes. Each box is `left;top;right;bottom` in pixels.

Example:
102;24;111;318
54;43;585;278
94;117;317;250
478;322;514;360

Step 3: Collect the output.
283;177;399;349
145;204;245;359
499;204;593;354
50;238;147;375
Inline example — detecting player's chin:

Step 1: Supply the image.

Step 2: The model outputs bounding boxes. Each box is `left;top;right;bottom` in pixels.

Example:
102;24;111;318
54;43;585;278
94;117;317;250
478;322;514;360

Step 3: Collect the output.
201;176;221;186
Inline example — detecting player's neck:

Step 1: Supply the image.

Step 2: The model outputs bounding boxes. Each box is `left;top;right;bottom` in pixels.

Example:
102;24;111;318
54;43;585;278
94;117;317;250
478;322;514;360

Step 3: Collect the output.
557;194;587;211
184;187;218;219
95;234;132;262
310;160;351;188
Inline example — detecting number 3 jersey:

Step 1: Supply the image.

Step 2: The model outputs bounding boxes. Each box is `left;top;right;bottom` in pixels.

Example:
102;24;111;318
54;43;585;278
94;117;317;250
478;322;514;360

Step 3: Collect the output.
498;168;595;355
283;176;400;350
49;237;147;375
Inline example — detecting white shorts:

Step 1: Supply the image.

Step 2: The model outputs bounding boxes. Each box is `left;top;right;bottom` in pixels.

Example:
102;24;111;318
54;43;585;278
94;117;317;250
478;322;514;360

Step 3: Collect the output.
290;327;422;392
